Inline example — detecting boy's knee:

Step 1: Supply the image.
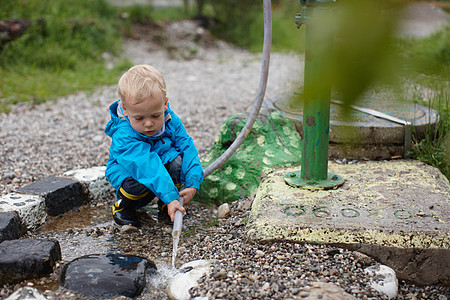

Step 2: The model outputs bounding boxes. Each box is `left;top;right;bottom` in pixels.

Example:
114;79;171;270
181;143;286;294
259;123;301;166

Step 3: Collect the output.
165;154;183;185
119;177;153;206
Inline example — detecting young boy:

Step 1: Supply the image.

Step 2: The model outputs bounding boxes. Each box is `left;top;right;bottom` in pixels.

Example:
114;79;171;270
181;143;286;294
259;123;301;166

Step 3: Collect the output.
104;64;204;227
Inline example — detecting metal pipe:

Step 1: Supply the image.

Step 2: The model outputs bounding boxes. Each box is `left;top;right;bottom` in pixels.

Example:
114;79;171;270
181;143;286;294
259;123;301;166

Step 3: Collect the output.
203;0;272;177
300;5;332;181
173;0;272;265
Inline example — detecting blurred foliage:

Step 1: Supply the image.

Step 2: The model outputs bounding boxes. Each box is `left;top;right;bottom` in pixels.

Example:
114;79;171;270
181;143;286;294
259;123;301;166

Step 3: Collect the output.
393;24;449;82
206;0;263;49
278;0;449;178
395;25;449;179
329;0;400;108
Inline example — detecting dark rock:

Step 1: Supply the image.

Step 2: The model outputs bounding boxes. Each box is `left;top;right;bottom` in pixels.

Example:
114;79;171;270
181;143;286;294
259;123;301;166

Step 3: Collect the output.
0;239;61;286
0;212;20;242
60;253;156;298
18;177;84;216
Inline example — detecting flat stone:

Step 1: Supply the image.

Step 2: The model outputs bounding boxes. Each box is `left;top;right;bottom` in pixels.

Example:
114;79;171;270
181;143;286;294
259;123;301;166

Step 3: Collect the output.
0;239;61;286
60;253;156;298
18;177;84;216
0;193;47;231
64;166;115;203
247;160;450;285
0;212;20;242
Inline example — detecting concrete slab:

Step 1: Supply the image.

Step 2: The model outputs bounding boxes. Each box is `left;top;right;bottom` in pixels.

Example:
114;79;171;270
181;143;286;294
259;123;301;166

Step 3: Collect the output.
246;159;450;285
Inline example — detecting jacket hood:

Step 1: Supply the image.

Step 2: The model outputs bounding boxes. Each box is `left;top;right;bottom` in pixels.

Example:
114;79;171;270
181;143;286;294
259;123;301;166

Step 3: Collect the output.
104;100;172;139
104;100;125;138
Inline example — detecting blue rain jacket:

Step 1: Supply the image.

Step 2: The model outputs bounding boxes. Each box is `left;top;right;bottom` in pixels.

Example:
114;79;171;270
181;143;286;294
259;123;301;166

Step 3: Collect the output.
104;100;204;204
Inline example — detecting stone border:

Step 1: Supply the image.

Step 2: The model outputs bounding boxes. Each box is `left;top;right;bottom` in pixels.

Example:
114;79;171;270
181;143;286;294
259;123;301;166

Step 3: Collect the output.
0;166;113;234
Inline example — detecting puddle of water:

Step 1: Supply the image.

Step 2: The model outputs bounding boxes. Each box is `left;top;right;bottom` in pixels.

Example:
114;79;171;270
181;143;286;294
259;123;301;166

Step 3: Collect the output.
37;203;111;232
27;199;216;298
58;232;113;262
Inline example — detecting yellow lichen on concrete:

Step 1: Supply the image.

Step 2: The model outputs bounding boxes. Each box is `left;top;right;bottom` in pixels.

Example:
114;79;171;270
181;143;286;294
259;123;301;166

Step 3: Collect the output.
248;215;448;248
247;160;449;249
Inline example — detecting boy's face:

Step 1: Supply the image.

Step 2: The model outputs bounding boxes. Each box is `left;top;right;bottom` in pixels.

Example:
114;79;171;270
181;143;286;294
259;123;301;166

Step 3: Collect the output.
122;91;168;137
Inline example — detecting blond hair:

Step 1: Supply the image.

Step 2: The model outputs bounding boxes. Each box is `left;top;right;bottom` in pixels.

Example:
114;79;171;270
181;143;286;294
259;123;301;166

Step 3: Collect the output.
118;64;167;105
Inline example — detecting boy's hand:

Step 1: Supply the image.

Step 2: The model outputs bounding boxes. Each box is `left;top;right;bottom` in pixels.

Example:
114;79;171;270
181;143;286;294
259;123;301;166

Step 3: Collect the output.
167;199;186;222
179;188;197;205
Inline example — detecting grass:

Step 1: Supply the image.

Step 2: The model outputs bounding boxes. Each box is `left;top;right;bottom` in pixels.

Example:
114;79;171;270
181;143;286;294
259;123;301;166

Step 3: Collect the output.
0;2;207;113
405;81;449;179
0;0;132;113
393;25;449;83
0;62;130;109
409;90;449;179
394;25;450;179
203;1;305;53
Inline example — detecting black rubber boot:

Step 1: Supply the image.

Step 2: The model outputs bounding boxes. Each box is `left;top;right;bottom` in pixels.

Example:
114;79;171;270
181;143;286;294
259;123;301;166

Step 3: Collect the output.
112;200;140;227
158;199;170;219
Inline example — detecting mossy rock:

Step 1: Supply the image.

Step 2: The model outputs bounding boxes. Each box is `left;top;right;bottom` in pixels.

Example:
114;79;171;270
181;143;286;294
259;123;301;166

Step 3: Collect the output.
197;109;302;205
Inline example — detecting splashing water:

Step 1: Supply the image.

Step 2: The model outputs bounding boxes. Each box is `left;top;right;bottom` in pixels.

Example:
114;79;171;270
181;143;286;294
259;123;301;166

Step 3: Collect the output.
147;261;178;289
172;197;184;267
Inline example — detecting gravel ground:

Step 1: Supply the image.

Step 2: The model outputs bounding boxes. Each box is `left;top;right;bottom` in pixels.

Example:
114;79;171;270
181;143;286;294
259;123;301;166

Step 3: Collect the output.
11;199;450;300
1;22;449;299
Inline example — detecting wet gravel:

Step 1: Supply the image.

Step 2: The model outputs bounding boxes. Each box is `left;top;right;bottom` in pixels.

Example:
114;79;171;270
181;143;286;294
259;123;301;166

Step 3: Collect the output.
5;197;449;300
1;22;449;299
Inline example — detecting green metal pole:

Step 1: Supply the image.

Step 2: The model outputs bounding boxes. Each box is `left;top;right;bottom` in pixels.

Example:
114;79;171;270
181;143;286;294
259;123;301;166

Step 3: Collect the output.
300;6;331;181
284;1;344;189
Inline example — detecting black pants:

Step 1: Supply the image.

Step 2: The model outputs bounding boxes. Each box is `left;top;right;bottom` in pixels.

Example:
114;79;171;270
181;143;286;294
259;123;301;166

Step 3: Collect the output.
118;155;183;208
